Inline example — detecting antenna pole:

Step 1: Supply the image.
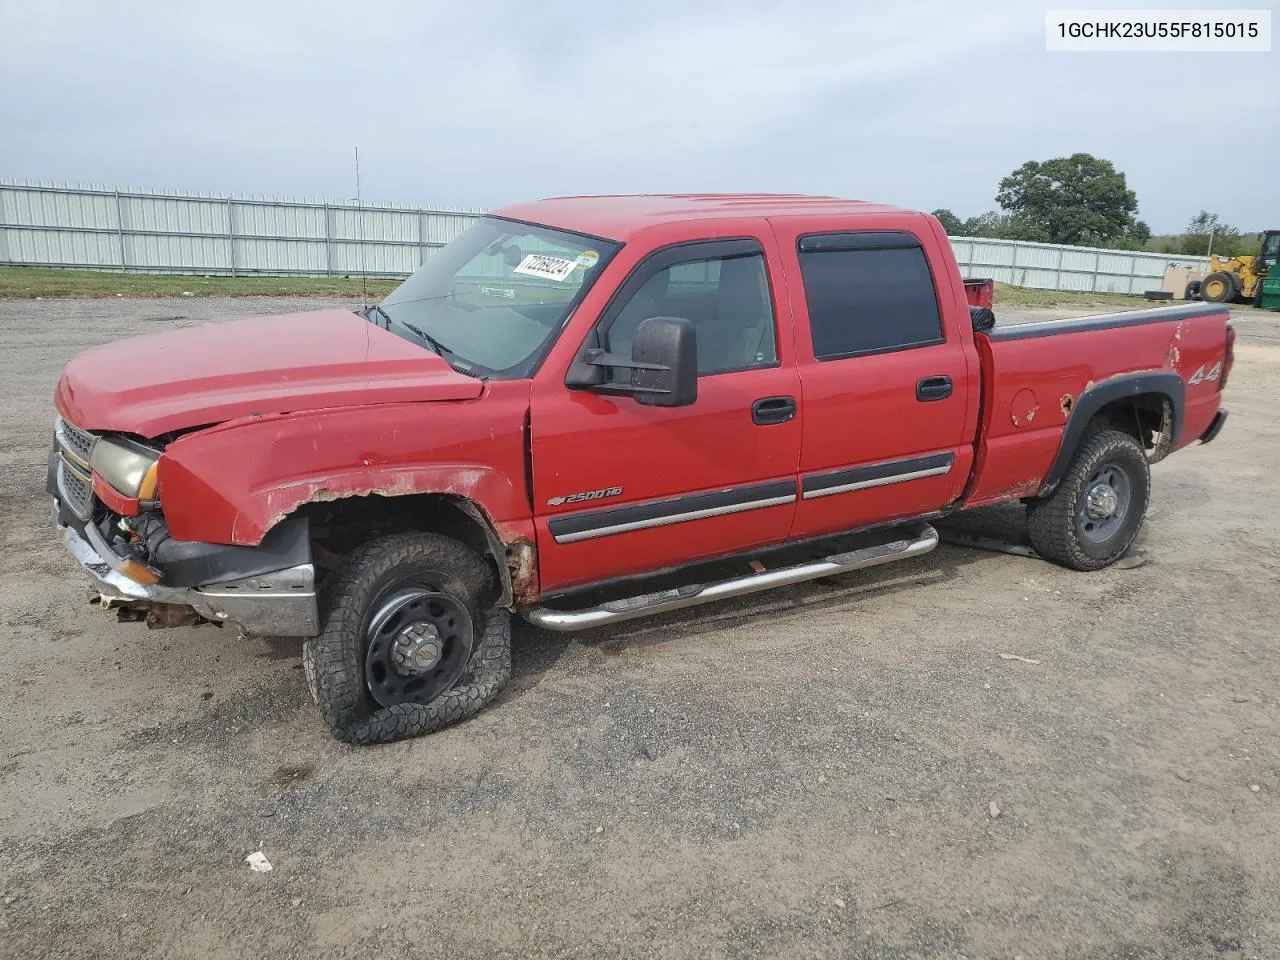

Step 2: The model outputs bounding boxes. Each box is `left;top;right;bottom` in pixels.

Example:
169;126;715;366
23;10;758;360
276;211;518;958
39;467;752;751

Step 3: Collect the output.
355;146;368;307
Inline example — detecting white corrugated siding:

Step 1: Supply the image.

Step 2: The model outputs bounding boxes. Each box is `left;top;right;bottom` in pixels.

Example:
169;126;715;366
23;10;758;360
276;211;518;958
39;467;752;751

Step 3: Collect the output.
952;236;1208;294
5;228;121;267
0;180;481;277
234;203;326;240
2;180;1209;291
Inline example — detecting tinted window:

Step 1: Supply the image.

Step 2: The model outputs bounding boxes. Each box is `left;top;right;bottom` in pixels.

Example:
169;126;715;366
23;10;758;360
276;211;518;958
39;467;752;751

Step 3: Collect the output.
667;258;721;292
604;252;777;378
798;241;944;360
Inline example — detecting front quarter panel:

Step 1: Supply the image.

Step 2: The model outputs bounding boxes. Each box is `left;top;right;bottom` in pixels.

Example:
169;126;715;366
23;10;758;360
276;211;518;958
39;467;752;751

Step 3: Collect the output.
156;381;533;547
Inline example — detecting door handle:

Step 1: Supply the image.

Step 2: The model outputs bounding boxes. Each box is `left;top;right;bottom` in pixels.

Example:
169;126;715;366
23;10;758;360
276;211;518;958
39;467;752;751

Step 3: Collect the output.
916;376;953;402
752;396;797;425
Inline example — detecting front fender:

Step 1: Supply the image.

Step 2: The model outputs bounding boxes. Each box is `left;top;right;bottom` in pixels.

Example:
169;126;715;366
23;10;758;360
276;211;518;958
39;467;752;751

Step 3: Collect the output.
156;394;532;547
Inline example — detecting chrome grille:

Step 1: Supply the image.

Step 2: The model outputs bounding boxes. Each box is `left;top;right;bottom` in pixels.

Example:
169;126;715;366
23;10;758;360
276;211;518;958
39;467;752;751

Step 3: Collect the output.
55;415;97;468
57;458;95;520
54;416;99;520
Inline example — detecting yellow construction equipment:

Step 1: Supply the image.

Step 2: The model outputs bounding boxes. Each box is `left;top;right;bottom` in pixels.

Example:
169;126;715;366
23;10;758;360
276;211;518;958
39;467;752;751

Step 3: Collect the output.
1197;229;1280;304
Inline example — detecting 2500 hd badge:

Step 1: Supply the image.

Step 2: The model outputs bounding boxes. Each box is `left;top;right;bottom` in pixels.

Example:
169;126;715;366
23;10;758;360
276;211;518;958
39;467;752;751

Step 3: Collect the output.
546;486;624;507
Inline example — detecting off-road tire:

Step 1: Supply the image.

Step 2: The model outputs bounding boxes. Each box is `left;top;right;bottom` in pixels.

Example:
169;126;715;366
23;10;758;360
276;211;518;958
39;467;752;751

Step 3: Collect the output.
302;533;512;745
1027;429;1150;572
1199;271;1237;304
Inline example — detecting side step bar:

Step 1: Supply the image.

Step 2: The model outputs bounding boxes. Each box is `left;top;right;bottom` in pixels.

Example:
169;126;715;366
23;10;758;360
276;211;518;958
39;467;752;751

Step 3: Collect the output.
522;523;939;632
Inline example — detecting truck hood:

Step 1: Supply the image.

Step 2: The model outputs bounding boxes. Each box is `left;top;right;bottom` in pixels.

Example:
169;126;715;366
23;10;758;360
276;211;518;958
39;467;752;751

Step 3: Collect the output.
54;309;485;438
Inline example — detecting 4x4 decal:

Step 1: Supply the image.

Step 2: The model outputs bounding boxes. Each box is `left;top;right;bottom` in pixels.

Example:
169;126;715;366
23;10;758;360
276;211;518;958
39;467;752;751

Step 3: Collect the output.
1186;362;1222;386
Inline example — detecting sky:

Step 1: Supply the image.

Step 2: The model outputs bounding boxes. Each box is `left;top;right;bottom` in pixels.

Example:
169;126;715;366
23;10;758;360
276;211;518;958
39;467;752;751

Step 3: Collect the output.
1;1;1277;233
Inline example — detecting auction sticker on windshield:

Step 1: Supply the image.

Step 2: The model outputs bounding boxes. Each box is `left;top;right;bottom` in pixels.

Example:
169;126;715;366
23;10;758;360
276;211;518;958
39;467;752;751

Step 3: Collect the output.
513;254;579;282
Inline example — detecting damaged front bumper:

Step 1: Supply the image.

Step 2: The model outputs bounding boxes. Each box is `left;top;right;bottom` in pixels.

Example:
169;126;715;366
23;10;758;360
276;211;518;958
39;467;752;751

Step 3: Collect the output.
54;504;320;638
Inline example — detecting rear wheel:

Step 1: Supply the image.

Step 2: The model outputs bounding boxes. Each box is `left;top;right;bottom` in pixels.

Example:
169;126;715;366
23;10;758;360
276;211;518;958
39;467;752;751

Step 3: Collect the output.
302;532;512;745
1199;272;1237;304
1027;429;1150;571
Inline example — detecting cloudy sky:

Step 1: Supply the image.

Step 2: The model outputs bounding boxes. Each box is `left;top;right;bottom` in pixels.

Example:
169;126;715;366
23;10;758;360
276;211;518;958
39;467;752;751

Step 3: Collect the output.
1;1;1276;232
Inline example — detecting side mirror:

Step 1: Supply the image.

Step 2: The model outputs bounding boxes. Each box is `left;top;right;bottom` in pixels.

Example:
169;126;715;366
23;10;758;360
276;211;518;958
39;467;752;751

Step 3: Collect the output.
969;305;996;333
631;316;697;407
566;316;697;406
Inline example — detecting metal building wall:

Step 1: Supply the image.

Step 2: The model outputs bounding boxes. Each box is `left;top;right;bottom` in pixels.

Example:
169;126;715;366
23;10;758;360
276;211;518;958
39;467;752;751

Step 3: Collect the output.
948;237;1208;296
2;179;1208;294
0;180;482;277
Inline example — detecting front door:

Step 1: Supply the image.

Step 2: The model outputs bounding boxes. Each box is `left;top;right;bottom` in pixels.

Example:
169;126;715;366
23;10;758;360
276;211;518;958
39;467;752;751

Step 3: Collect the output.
530;235;803;594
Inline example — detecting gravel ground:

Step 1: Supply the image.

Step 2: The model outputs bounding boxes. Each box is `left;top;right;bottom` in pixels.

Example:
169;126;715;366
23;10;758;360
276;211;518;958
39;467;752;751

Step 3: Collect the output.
1;297;1278;960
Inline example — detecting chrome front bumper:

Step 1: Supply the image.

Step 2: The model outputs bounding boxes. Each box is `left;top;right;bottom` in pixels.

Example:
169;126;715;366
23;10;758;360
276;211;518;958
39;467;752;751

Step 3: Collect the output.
56;510;320;638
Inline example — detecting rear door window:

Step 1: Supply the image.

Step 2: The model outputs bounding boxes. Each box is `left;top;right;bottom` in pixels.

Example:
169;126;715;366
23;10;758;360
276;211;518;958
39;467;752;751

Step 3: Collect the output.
796;233;944;361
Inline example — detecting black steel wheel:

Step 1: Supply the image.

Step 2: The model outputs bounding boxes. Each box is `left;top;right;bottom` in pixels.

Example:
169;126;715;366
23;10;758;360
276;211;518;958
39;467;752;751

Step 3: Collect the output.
363;588;474;708
1027;429;1150;571
303;532;512;745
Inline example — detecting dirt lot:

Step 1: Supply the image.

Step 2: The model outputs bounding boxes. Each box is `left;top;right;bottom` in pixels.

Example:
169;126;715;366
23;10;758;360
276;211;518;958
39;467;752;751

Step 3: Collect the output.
2;297;1279;960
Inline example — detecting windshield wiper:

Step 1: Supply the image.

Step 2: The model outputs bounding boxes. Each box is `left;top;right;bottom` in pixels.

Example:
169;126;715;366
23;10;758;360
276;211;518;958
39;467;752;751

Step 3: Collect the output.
364;305;482;379
400;321;487;380
362;303;393;329
399;319;455;359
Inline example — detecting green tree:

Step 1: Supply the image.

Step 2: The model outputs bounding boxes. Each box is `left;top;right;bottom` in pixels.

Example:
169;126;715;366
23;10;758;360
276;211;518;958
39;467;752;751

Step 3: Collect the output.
961;211;1048;242
931;209;965;235
1176;210;1253;258
995;153;1150;248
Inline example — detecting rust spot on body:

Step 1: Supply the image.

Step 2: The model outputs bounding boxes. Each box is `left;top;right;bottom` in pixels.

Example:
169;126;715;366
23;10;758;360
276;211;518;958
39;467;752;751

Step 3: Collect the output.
255;470;498;545
506;538;538;606
1060;394;1074;417
1164;327;1183;370
1009;388;1039;428
994;478;1042;500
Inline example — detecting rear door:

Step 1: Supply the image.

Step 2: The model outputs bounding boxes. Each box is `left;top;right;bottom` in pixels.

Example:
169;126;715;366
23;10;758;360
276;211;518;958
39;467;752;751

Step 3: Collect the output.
529;230;804;593
770;222;977;540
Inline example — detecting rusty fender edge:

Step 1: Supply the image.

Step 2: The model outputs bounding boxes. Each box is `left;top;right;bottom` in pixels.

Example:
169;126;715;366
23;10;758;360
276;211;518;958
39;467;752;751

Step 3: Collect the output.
249;478;538;610
454;499;539;609
291;491;536;611
1037;370;1185;497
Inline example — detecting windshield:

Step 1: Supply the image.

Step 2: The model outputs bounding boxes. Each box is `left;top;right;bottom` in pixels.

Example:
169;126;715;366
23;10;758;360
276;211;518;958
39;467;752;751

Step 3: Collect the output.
375;216;620;379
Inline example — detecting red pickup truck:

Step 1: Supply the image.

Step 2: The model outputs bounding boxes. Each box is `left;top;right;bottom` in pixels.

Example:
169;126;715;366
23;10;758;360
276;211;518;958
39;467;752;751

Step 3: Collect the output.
48;194;1233;744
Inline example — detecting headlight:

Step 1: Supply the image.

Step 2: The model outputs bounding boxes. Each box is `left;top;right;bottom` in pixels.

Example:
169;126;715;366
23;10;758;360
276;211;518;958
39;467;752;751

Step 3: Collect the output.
90;438;160;499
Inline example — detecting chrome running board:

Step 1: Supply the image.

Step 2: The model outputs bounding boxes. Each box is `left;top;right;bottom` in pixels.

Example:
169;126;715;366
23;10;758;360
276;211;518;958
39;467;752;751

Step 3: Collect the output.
522;523;939;632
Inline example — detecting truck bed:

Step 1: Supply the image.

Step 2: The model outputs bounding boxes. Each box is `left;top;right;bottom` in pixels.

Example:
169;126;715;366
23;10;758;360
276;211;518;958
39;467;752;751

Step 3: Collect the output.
963;301;1231;508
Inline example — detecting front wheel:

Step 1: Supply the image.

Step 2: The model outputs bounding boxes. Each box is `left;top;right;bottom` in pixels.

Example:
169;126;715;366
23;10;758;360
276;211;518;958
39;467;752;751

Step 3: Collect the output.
302;533;512;745
1027;429;1151;571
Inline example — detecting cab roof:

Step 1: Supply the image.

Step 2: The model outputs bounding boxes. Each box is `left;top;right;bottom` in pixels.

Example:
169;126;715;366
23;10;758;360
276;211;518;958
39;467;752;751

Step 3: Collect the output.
490;194;912;242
